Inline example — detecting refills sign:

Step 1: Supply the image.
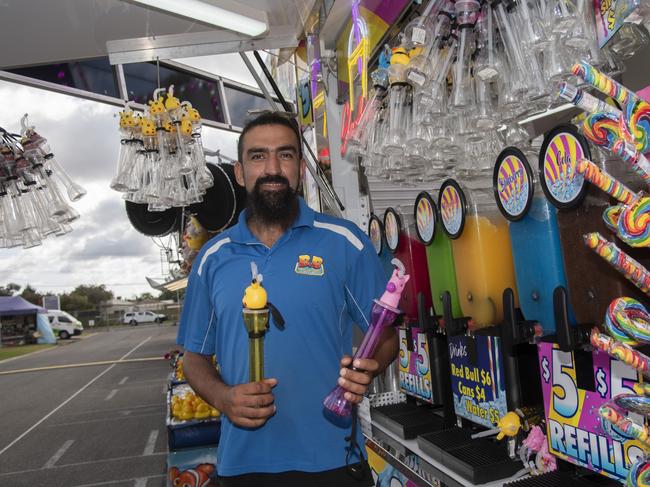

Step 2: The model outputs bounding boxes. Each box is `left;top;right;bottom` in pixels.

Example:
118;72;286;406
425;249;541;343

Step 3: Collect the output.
398;326;433;402
537;342;646;481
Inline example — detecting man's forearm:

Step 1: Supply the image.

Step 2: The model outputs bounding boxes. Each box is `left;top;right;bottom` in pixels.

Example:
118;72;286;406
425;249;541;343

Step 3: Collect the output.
372;327;399;375
183;351;230;411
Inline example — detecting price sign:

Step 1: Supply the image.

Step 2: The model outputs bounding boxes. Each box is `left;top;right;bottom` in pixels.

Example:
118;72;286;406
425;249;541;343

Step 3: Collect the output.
448;335;507;428
537;342;647;481
398;327;434;403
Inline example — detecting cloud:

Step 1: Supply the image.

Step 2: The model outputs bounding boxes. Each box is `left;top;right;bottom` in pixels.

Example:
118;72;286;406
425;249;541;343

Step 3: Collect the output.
0;78;241;300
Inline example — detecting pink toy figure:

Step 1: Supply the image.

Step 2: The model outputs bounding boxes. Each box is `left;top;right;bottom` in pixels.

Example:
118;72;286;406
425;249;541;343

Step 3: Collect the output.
323;258;409;417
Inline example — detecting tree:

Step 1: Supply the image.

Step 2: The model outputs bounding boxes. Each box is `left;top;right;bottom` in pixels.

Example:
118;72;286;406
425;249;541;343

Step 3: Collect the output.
159;288;185;302
60;293;92;311
59;285;113;312
21;285;43;306
136;292;155;302
70;285;113;307
0;283;21;296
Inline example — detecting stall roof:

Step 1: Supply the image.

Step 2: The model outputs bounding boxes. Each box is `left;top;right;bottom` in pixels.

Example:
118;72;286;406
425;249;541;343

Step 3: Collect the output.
0;0;315;68
0;296;46;316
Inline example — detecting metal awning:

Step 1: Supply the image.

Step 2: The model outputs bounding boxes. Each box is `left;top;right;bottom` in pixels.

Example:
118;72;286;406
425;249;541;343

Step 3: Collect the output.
0;0;315;69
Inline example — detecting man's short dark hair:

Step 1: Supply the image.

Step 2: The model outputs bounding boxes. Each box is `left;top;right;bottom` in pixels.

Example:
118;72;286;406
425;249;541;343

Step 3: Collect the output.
237;111;303;163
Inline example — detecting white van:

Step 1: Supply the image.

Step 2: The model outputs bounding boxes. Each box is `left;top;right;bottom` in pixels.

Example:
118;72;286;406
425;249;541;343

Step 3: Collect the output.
46;310;83;340
123;310;166;325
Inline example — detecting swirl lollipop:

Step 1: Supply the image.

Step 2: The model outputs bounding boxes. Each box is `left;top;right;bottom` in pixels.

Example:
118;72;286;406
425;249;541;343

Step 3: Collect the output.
618;196;650;248
604;297;650;346
582;112;622;149
628;457;650;487
603;204;623;231
582;113;650;188
624;99;650;154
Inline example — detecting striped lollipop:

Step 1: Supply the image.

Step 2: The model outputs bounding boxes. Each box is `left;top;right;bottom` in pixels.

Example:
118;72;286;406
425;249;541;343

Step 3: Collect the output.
611;139;650;188
591;329;650;377
584;232;650;295
599;404;650;448
572;62;639;109
576;158;635;204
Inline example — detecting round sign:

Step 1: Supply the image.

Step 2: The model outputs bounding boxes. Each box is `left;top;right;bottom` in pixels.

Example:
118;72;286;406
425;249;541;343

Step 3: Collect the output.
383;208;402;252
367;214;384;255
414;191;437;245
438;179;466;239
493;147;534;221
539;124;590;209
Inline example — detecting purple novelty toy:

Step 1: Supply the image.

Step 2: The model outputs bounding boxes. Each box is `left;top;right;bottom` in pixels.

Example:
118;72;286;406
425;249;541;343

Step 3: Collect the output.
323;258;409;417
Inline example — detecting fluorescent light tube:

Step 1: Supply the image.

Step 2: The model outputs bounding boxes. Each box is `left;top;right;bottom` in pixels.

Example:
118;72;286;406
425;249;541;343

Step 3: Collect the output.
129;0;268;37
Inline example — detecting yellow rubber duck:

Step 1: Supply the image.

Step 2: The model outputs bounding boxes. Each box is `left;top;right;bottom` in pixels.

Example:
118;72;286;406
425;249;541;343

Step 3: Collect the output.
390;47;410;66
242;279;267;310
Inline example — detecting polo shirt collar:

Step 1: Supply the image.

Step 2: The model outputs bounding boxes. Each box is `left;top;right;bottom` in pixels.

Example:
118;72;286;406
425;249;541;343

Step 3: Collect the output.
230;197;314;244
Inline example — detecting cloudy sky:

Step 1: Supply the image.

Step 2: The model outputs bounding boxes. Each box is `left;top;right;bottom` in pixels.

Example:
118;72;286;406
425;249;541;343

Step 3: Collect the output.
0;53;257;299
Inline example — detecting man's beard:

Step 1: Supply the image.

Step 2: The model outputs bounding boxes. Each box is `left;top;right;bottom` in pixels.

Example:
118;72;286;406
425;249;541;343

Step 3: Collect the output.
246;175;299;229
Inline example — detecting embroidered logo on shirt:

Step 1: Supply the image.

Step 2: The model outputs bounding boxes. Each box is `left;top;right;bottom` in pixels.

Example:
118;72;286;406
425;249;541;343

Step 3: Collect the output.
294;254;324;276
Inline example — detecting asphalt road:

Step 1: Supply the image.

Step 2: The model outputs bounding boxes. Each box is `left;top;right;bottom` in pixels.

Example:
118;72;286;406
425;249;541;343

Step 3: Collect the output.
0;324;181;487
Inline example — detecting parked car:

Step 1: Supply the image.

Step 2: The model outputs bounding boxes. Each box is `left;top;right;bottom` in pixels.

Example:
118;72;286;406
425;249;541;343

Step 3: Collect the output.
46;310;83;340
123;311;167;325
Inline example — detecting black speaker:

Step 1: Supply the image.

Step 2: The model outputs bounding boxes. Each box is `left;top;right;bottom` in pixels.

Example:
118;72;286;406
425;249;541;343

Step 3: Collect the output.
125;201;182;237
189;163;247;232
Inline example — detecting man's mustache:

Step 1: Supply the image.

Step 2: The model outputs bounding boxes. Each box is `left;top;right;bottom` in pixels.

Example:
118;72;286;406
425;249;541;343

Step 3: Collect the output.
254;175;291;189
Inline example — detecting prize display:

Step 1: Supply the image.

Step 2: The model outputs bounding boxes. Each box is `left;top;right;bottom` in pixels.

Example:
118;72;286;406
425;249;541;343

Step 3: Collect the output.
111;86;214;210
0;114;85;248
165;351;219;485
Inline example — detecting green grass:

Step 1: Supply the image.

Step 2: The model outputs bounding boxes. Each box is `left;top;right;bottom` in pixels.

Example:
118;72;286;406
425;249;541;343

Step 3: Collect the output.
0;344;55;361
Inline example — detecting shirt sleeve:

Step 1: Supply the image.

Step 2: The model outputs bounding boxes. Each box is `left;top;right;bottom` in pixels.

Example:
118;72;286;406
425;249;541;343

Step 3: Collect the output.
177;266;216;355
344;230;389;333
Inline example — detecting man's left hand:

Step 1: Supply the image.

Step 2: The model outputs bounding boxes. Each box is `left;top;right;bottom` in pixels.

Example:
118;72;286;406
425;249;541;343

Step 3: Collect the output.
337;355;378;404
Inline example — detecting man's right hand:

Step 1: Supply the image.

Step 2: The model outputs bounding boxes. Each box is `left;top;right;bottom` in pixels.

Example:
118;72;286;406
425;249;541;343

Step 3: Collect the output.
221;378;278;428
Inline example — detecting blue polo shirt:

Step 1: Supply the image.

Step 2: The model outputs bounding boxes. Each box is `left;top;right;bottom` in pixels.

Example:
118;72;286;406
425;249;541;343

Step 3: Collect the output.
179;197;387;476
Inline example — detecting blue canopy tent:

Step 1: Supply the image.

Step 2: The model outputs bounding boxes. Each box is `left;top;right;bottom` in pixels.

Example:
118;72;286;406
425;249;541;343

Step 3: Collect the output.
0;296;55;345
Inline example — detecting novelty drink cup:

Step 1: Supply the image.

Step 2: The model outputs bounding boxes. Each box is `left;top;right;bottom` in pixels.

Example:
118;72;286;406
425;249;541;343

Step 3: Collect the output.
323;259;409;417
242;308;270;383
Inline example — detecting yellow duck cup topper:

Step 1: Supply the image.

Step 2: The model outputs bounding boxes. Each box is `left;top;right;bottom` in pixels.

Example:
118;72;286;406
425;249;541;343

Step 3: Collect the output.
242;262;268;310
496;411;522;440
